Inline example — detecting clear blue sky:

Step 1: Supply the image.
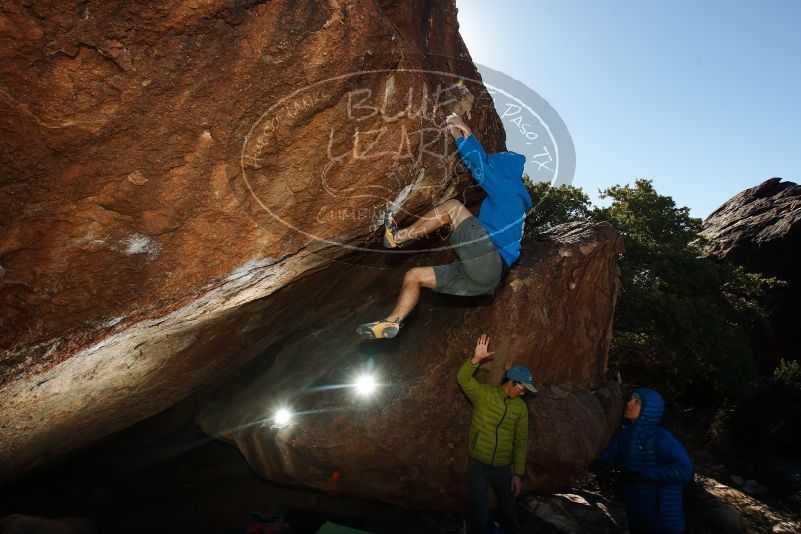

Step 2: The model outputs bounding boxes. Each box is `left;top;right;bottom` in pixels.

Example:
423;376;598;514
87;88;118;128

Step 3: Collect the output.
456;0;801;218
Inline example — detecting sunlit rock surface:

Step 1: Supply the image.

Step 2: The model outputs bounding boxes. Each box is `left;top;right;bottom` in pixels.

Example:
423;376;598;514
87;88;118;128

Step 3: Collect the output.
0;0;504;482
198;221;625;508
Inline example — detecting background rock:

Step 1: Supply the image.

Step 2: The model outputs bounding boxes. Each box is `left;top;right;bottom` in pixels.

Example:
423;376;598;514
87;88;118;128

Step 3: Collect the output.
0;0;505;482
197;221;625;508
701;177;801;370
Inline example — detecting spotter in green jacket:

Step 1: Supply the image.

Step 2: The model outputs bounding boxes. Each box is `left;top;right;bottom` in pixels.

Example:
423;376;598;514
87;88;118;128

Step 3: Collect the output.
457;359;530;476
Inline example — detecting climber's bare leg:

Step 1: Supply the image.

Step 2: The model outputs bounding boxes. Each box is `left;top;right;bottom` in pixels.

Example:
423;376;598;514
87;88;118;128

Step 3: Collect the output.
356;266;436;339
357;201;471;339
395;199;472;245
385;267;437;323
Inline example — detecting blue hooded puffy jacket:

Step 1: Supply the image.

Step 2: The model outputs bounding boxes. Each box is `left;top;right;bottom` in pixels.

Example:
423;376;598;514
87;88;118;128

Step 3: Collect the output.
454;135;532;267
599;388;694;533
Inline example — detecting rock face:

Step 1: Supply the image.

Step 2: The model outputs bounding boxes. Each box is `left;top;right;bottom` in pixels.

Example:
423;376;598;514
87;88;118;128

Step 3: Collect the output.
0;0;505;481
198;221;625;509
701;178;801;370
0;0;624;505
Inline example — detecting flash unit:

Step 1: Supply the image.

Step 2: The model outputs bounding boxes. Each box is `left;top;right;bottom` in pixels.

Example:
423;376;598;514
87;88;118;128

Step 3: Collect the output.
353;373;378;397
272;407;293;429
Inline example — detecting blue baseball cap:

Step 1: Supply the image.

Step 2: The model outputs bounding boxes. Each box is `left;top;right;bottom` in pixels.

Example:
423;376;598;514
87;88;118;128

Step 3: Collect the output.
506;366;537;393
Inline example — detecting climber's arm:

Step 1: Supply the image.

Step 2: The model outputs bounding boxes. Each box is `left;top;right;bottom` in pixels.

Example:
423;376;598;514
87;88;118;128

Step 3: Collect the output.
447;115;505;199
446;113;473;139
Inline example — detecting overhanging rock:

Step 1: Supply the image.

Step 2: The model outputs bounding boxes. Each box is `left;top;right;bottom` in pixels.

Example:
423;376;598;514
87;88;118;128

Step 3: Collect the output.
0;0;503;483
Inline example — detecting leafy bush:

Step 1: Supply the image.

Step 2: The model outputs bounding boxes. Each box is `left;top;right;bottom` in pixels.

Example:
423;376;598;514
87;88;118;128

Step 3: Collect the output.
773;359;801;392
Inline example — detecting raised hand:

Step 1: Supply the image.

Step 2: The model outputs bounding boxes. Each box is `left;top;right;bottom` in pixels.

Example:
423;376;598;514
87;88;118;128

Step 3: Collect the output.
472;333;495;364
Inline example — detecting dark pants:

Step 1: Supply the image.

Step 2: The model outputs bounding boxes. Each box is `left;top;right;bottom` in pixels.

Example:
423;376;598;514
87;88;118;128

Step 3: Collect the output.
468;457;520;534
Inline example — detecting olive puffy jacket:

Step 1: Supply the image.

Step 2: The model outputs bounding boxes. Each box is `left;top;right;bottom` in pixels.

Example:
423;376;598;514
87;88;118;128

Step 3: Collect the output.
599;388;694;533
457;360;528;475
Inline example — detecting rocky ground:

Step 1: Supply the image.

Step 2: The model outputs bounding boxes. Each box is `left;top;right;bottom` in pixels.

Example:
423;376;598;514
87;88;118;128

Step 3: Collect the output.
685;473;799;533
661;407;801;534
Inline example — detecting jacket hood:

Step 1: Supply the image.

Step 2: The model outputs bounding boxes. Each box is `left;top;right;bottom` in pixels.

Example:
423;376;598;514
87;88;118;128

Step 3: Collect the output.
633;387;664;426
487;151;532;210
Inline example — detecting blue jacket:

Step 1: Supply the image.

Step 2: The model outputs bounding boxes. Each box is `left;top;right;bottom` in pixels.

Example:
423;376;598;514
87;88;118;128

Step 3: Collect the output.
454;135;532;267
599;388;694;533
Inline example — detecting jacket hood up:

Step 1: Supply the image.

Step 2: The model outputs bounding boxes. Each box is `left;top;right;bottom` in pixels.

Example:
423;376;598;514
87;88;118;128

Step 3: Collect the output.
633;387;665;426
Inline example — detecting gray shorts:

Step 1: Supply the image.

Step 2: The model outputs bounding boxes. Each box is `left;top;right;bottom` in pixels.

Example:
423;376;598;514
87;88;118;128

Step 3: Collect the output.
432;216;505;296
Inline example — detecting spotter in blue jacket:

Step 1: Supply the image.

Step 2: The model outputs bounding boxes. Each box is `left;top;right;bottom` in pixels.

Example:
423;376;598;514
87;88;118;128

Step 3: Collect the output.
598;388;695;533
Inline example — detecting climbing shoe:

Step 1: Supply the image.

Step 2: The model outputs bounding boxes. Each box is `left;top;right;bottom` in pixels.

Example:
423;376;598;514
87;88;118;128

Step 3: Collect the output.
356;320;401;339
383;208;401;248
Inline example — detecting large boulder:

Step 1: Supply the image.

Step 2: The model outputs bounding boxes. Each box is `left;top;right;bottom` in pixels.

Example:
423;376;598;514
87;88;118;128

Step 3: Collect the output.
197;221;625;509
701;178;801;370
0;0;504;482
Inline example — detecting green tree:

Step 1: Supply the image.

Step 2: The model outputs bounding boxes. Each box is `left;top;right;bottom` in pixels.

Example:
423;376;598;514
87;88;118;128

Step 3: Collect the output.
526;180;786;454
523;178;591;234
591;180;765;401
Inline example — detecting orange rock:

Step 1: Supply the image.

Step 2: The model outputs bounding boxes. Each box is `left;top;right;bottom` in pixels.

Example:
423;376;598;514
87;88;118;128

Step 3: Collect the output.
0;0;503;483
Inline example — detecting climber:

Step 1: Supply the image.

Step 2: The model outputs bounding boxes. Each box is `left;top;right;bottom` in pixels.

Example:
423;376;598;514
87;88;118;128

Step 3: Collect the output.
590;388;695;534
356;113;532;339
457;334;533;534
